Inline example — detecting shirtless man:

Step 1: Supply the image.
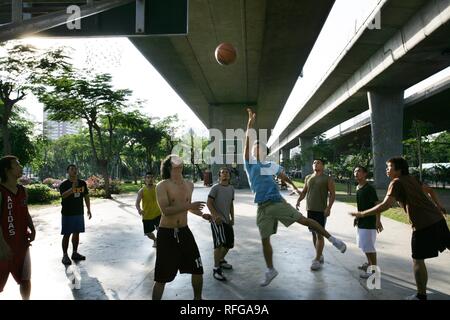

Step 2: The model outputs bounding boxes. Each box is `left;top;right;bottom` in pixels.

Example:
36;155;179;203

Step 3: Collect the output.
153;155;212;300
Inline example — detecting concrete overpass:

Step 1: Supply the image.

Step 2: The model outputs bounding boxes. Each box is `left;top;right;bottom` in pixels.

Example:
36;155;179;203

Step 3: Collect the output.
269;0;450;188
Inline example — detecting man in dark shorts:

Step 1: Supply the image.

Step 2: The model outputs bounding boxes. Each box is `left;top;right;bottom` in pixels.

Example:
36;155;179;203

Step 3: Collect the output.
207;167;235;281
297;159;336;271
351;157;449;300
0;155;36;300
153;155;212;300
59;164;92;266
135;172;161;248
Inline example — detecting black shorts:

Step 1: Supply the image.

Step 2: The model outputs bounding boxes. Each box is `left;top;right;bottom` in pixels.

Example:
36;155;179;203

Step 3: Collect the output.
154;226;203;283
211;222;234;249
142;216;161;235
307;211;327;232
412;219;450;260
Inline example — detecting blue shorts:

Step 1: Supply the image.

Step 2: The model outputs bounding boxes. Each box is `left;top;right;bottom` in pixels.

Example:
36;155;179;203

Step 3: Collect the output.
61;215;85;235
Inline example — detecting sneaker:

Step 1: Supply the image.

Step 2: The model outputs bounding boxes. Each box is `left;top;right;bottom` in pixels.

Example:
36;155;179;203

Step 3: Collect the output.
358;262;369;271
405;294;427;300
260;268;278;287
71;252;86;261
213;268;227;281
311;260;322;271
62;255;72;265
220;259;232;270
319;255;324;264
331;237;347;253
360;271;373;279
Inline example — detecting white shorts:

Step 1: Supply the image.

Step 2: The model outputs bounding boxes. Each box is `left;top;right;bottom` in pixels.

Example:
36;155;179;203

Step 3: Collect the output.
357;228;377;253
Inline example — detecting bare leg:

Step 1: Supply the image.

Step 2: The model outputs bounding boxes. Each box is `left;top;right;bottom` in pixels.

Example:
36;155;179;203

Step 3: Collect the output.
413;259;428;295
19;280;31;300
261;237;273;269
192;274;203;300
214;248;221;268
72;233;80;253
62;235;70;256
366;252;377;266
146;232;156;241
297;217;331;239
152;282;166;300
314;234;325;261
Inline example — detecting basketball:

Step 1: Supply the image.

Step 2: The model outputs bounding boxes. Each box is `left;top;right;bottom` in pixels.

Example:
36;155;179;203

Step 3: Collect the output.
215;43;237;65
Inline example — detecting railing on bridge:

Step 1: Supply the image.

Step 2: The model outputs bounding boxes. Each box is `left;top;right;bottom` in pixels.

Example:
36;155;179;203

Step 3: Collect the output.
0;0;102;26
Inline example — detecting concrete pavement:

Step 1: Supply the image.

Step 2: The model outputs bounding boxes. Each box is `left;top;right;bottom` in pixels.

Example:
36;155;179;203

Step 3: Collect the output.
1;184;449;300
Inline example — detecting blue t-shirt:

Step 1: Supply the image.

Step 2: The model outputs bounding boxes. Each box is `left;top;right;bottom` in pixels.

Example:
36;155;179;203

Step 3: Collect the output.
244;159;283;204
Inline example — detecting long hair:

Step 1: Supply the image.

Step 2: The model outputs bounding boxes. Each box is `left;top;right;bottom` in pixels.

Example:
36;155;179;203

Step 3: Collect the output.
0;155;18;183
161;155;183;180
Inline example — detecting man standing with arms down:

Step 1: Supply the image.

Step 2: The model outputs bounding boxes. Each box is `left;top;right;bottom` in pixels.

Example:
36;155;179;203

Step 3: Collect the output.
59;164;92;266
207;167;235;282
244;108;347;287
351;157;449;300
0;155;36;300
153;155;211;300
136;172;161;248
297;159;336;271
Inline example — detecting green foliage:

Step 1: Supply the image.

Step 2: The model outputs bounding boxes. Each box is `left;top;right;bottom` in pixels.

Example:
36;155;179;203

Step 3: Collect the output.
26;184;60;204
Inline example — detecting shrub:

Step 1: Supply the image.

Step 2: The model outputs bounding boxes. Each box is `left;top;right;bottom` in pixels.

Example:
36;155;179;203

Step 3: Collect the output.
19;176;31;185
26;184;60;204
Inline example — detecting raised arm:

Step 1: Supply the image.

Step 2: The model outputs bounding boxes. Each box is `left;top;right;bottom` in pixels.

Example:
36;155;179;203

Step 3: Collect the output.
244;108;256;161
278;171;300;194
351;195;396;218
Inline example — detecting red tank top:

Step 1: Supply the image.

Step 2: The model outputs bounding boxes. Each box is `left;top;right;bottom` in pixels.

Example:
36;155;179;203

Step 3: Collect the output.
0;184;29;252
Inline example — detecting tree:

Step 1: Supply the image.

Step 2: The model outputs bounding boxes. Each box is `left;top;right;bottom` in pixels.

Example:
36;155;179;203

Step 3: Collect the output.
35;69;132;198
0;42;69;154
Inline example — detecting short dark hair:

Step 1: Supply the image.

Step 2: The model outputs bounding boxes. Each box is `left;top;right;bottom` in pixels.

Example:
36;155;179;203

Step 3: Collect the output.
387;157;409;176
354;165;368;173
145;172;153;176
0;155;18;182
218;166;230;177
67;164;77;171
314;158;326;165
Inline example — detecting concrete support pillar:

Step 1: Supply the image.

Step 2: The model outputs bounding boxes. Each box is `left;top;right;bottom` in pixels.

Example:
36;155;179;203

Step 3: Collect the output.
208;104;251;188
299;136;314;179
368;90;404;189
281;148;290;166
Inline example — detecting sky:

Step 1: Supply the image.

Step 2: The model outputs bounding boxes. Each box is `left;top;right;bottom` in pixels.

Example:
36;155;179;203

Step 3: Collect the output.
13;37;209;137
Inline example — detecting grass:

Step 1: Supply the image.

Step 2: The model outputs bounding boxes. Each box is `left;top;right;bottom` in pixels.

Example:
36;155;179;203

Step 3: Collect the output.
120;182;143;194
293;179;450;227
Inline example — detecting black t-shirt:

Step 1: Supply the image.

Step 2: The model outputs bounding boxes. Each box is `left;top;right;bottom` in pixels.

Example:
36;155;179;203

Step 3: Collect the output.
59;179;88;216
356;183;379;229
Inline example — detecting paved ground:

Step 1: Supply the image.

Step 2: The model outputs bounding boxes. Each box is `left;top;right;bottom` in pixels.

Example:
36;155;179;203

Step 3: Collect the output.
1;184;449;300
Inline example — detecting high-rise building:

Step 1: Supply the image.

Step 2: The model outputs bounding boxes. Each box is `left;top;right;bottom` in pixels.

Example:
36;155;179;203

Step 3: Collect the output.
43;111;82;140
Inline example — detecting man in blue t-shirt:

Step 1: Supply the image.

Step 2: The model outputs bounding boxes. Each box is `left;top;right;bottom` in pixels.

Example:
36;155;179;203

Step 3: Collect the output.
244;108;347;287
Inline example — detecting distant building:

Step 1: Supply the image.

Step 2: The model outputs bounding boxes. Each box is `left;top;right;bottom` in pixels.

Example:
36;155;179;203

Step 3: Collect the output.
43;111;82;140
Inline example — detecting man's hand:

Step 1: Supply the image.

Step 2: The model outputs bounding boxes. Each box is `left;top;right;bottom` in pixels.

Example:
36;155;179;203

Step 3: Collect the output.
350;212;363;218
376;220;384;233
324;207;331;218
202;213;212;221
213;214;222;224
296;198;301;210
230;218;234;226
87;210;92;220
28;229;36;243
247;108;256;128
188;201;206;211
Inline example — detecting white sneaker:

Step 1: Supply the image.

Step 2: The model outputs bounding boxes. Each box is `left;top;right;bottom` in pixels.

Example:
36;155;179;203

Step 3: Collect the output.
405;294;420;300
360;271;373;279
331;237;347;253
260;268;278;287
310;260;322;271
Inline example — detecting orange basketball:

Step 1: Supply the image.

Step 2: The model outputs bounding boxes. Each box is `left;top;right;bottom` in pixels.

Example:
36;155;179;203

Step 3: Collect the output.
215;43;237;66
